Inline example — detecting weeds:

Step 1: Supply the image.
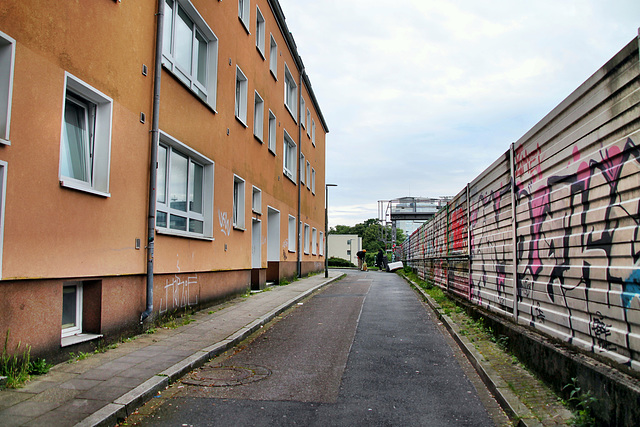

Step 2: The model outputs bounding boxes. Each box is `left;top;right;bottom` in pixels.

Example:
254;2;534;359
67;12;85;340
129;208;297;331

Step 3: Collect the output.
28;358;52;375
0;330;31;388
563;378;597;426
68;351;91;363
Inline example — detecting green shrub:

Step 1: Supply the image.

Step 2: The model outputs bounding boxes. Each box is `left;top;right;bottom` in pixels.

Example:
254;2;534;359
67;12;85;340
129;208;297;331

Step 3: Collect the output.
328;257;355;267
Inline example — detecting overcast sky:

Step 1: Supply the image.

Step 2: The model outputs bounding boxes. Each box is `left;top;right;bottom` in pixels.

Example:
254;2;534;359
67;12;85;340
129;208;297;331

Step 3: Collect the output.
277;0;640;227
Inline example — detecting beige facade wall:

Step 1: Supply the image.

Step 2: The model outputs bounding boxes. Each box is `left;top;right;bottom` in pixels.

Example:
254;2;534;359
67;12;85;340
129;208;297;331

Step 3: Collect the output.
0;0;327;358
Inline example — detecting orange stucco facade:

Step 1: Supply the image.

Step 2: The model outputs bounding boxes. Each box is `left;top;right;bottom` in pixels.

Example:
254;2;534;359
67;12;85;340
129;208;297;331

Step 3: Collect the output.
0;0;328;360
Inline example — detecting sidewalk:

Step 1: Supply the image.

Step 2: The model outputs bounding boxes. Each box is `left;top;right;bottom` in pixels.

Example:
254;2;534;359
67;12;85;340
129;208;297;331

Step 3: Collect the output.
0;271;344;427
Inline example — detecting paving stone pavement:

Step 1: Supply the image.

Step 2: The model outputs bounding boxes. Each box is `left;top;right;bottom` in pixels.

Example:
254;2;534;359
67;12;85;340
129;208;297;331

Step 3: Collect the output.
0;271;343;427
1;269;574;427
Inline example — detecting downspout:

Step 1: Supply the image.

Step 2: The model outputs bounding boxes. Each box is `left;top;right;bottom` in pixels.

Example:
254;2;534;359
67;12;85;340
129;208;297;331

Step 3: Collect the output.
296;67;304;278
142;0;164;322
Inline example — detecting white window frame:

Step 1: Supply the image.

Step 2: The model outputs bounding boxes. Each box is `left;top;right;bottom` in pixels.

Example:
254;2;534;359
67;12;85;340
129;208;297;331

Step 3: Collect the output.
0;30;15;145
300;152;306;185
233;175;246;230
59;73;113;197
306;160;311;190
61;282;83;338
312;228;317;255
312;119;316;146
300;97;306;129
284;64;297;120
252;186;262;214
162;0;219;109
256;6;265;57
319;231;324;256
304;223;310;254
156;130;214;239
238;0;250;32
268;110;276;154
235;66;248;125
253;91;264;141
283;130;296;182
269;34;277;79
306;109;311;137
288;214;296;252
311;168;316;194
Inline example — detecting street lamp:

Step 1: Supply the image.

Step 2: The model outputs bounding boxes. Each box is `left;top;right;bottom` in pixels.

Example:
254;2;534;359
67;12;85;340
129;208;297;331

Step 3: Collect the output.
325;183;337;278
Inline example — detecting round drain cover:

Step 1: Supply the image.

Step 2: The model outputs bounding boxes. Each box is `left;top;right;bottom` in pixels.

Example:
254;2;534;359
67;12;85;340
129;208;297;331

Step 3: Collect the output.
183;365;271;387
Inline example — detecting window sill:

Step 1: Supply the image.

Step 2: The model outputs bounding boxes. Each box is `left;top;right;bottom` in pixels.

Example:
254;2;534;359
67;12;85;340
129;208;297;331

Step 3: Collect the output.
285;104;297;123
270;69;277;81
162;64;217;114
254;135;263;144
0;137;9;146
233;225;246;232
235;115;248;128
256;46;265;60
157;228;214;241
283;171;296;184
60;179;111;198
61;333;103;348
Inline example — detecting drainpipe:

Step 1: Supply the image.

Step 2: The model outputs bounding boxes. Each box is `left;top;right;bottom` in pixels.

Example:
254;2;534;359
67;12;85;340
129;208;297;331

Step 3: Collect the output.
142;0;164;322
296;67;304;278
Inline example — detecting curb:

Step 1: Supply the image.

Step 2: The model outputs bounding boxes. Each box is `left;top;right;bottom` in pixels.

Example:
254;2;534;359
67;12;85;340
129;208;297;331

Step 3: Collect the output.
73;273;344;427
401;275;541;427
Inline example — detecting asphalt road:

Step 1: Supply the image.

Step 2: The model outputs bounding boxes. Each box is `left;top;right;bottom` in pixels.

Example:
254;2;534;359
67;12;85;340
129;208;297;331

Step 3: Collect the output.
137;270;500;426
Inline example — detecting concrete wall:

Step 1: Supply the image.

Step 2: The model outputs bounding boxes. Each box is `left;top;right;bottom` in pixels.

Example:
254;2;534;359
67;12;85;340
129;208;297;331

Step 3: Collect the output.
401;36;640;373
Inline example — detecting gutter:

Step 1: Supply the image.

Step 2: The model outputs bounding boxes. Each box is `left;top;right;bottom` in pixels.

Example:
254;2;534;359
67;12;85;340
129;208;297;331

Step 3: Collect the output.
142;0;164;322
297;66;304;278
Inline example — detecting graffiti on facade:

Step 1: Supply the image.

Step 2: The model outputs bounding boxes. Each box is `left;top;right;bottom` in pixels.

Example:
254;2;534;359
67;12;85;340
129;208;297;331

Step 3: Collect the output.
218;209;231;236
159;274;199;315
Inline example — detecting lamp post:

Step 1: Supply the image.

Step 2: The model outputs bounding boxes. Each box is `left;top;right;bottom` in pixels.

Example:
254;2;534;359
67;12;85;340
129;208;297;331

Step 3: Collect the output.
325;183;337;278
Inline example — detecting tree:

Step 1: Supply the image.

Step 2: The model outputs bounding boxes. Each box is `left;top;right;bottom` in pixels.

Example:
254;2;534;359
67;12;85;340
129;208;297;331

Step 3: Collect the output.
329;218;406;253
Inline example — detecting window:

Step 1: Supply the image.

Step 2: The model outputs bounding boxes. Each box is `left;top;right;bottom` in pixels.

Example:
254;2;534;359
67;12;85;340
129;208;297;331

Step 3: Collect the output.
0;30;15;145
269;35;277;78
253;91;264;141
288;215;296;252
62;282;83;338
235;66;248;125
60;73;113;196
268;110;276;154
311;168;316;194
256;7;265;57
233;175;246;229
163;0;219;108
312;119;316;146
283;130;296;182
156;131;214;238
300;153;306;185
252;186;261;214
284;64;297;118
306;160;311;190
238;0;250;31
306;109;311;137
300;97;306;128
312;228;317;255
304;224;310;254
319;231;324;256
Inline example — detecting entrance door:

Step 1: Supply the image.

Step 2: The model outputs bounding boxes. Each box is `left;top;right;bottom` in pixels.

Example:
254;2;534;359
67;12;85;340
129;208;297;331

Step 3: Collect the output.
252;219;261;269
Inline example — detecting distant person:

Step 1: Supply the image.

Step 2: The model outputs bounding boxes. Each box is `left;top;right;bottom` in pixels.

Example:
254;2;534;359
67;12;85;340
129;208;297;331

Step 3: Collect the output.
376;248;389;272
356;249;366;271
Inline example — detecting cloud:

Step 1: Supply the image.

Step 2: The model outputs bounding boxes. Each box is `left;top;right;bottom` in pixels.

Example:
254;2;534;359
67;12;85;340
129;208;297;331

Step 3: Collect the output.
278;0;640;226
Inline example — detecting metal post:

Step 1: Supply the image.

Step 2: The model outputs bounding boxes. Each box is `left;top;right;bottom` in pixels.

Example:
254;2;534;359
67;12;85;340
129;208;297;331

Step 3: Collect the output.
324;184;337;278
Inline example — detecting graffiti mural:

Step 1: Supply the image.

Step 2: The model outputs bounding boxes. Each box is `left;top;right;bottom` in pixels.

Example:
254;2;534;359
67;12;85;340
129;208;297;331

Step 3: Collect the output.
401;37;640;371
159;274;199;315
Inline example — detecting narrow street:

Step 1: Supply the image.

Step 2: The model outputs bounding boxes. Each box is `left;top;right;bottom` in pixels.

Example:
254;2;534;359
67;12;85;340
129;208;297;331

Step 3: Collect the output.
132;271;508;426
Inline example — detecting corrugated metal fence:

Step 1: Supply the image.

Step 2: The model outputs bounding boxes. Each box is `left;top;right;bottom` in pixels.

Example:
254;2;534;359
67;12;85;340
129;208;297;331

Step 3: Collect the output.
401;37;640;371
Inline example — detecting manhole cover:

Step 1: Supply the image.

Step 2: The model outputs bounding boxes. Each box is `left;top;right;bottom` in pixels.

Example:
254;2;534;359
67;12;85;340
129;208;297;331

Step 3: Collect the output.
183;365;271;387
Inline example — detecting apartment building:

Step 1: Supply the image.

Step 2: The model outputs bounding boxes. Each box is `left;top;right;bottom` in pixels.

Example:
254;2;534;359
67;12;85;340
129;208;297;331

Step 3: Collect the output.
0;0;328;360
